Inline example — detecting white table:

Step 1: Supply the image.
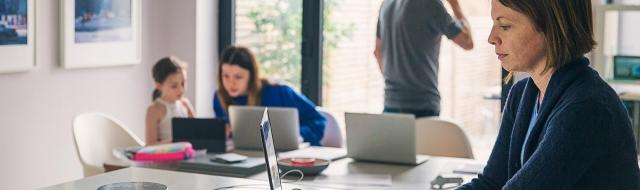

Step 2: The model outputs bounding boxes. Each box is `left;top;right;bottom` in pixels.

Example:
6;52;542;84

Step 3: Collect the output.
38;167;319;190
41;156;480;190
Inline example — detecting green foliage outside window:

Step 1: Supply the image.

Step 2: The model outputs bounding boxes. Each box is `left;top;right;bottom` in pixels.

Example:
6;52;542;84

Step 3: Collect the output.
245;0;354;90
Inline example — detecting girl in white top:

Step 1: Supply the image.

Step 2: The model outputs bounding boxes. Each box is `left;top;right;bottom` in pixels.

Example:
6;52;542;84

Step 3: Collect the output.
145;56;195;145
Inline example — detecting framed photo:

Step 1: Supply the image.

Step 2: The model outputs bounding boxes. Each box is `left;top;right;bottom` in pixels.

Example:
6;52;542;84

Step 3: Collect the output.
0;0;34;73
61;0;141;68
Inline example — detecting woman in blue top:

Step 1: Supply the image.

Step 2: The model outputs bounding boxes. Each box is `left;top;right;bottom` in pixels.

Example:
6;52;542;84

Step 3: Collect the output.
213;46;326;146
458;0;639;189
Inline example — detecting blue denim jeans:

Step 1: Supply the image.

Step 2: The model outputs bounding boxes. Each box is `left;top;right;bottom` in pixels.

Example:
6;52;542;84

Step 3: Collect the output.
383;107;440;118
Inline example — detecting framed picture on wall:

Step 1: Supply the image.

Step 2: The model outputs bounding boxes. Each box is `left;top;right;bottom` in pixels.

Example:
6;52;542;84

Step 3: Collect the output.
61;0;141;69
0;0;34;73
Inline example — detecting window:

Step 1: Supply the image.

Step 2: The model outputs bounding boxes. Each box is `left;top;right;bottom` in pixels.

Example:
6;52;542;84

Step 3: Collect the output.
438;17;503;162
235;0;303;90
618;12;640;57
437;2;504;162
322;0;384;113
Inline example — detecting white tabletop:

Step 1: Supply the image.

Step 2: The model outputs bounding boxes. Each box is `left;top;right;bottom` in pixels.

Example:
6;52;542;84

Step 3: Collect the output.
39;167;322;190
41;155;480;190
270;157;478;189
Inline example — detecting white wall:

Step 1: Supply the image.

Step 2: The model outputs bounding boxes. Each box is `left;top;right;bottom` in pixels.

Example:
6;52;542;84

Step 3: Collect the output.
0;0;216;189
196;0;218;117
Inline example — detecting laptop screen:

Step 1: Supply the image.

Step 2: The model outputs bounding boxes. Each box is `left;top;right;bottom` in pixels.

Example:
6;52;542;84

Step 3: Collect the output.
614;55;640;80
259;108;282;190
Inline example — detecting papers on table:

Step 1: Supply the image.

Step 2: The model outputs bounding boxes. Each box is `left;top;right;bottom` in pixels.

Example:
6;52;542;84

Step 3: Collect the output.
453;163;484;175
279;146;347;161
313;174;392;187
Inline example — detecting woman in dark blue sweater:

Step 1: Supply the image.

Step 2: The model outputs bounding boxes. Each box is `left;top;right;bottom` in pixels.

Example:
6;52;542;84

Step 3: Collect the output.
458;0;640;189
213;46;326;146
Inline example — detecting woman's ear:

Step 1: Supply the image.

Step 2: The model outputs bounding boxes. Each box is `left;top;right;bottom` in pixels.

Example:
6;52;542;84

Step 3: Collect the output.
155;82;163;90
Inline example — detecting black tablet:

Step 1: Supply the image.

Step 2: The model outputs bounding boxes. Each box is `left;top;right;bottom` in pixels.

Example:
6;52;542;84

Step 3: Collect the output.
172;118;226;153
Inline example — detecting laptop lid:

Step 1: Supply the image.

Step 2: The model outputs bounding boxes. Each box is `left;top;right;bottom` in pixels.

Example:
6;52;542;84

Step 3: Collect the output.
259;108;282;190
345;112;424;165
172;118;226;153
230;106;300;151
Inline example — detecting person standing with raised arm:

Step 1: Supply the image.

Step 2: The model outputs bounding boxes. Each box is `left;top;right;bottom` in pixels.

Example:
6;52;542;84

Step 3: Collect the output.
375;0;474;118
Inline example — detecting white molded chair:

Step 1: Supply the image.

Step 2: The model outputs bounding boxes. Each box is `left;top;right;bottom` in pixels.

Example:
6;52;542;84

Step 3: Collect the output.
415;117;474;159
318;108;343;148
72;112;144;176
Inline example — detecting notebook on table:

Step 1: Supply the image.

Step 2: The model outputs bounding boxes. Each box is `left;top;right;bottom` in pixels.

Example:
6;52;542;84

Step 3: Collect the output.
177;155;266;177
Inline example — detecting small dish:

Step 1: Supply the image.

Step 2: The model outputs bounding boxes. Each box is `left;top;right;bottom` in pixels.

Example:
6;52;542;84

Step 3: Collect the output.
277;157;330;176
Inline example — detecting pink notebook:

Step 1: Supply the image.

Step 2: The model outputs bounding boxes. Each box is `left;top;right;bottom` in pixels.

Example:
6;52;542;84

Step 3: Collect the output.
126;142;195;161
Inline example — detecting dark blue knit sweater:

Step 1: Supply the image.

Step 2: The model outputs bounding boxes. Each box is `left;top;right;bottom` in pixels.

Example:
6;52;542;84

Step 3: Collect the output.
458;57;640;190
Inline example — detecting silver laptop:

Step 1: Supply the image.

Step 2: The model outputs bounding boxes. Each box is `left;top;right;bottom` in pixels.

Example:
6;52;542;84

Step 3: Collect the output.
229;106;300;151
345;112;430;165
258;109;283;190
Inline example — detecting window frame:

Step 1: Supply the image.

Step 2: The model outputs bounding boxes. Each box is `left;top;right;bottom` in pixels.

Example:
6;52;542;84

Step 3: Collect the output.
217;0;324;105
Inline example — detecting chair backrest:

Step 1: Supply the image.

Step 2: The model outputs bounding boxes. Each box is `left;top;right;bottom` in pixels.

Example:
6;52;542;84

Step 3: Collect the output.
318;108;343;148
415;117;474;159
72;112;144;176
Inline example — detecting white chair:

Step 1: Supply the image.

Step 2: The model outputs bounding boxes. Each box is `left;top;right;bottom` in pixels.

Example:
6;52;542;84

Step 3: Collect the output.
318;108;343;148
415;117;474;159
72;112;144;176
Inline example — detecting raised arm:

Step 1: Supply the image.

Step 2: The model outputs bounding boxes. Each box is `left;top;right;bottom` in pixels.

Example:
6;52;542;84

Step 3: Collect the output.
447;0;474;50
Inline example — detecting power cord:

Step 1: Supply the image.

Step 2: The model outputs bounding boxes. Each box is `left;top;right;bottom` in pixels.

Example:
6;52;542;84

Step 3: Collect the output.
281;169;304;183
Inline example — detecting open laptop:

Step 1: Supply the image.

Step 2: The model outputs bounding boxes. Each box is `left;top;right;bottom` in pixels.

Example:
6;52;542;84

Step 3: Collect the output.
258;108;283;190
345;112;429;165
230;106;300;151
172;118;226;153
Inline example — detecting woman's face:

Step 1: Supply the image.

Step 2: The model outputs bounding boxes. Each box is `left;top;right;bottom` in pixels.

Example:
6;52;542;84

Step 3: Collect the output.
156;70;186;102
488;0;547;73
221;64;250;97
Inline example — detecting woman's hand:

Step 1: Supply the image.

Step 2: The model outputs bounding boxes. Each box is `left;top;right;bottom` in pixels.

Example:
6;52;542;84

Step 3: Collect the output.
225;124;233;139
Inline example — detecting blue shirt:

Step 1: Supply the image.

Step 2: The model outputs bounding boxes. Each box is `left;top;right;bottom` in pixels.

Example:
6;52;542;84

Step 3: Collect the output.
521;96;538;165
213;83;326;146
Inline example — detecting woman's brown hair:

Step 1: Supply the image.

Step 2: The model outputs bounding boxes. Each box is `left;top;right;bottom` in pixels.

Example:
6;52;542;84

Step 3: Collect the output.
217;46;263;113
500;0;596;82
